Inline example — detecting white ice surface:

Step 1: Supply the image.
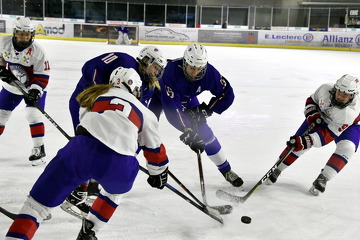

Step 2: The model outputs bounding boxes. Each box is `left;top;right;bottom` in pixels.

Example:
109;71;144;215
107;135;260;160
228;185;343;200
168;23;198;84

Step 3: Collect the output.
0;40;360;240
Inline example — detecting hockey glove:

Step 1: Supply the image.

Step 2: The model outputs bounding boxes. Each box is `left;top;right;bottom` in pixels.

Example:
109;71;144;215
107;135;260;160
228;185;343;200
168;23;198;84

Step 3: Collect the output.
304;105;323;128
24;89;41;106
287;135;313;152
147;167;168;189
0;66;15;83
186;102;213;124
180;129;205;153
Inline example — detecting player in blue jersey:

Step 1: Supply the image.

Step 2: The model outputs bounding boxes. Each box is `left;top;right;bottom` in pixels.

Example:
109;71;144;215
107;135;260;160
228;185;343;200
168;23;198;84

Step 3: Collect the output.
160;44;243;187
5;67;169;240
69;47;167;132
64;46;167;218
115;24;131;45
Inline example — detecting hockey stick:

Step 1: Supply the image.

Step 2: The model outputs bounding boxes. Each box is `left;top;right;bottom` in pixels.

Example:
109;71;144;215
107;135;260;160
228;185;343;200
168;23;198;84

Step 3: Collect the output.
139;166;223;224
195;150;233;214
168;170;232;215
0;206;17;220
216;120;320;203
0;206;52;221
11;79;73;140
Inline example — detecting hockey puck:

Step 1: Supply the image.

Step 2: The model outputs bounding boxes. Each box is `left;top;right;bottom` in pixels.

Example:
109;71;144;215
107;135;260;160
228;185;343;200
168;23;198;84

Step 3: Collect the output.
241;216;251;224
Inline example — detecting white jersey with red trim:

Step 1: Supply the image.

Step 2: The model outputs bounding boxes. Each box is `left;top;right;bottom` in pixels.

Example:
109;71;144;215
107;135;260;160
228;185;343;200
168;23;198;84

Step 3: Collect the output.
0;36;50;95
79;87;168;174
311;83;360;137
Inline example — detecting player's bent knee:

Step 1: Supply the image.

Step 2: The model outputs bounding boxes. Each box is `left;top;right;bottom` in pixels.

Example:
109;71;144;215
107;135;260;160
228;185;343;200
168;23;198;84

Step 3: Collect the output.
20;196;52;222
0;109;12;125
335;140;356;160
25;107;42;123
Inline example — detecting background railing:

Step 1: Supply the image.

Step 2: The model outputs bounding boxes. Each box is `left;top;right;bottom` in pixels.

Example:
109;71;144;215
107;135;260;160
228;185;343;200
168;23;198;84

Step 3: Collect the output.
2;0;360;31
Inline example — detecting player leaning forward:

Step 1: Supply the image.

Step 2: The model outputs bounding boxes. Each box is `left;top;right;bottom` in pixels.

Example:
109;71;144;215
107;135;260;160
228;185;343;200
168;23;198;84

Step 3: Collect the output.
5;67;169;240
0;17;50;165
161;44;243;187
268;74;360;196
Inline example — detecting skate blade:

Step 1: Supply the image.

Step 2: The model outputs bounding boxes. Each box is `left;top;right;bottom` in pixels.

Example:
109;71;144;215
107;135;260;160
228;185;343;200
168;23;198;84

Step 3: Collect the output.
30;158;46;166
309;186;320;196
60;201;87;220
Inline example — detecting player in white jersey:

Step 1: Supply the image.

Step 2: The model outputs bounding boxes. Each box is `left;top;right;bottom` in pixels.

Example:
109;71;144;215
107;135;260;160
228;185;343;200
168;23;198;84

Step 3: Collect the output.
5;67;169;240
267;74;360;195
0;17;50;166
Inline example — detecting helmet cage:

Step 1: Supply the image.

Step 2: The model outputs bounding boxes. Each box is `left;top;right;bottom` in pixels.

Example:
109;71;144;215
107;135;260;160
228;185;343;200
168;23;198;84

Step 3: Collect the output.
330;74;359;109
182;44;208;82
330;87;353;109
182;59;207;81
137;46;166;82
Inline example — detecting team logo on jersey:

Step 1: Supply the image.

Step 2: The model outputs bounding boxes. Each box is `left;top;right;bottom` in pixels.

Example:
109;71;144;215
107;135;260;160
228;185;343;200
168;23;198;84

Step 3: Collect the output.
196;86;201;93
22;56;30;64
3;52;10;59
10;65;28;84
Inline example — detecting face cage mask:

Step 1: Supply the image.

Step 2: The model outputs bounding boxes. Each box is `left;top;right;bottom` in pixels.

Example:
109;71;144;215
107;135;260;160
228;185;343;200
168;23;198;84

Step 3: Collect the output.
182;59;207;82
330;87;354;109
138;58;164;82
13;31;35;49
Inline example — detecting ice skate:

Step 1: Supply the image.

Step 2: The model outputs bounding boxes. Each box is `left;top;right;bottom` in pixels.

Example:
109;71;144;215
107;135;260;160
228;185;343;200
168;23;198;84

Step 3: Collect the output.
266;168;281;185
222;169;244;187
309;173;328;196
29;145;46;166
60;185;90;219
76;219;98;240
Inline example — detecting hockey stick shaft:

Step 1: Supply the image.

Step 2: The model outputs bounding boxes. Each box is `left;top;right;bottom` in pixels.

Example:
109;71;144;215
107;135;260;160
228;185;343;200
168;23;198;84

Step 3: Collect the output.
11;79;72;140
196;150;208;205
168;170;205;207
169;168;232;215
139;166;223;224
218;120;319;203
0;206;17;220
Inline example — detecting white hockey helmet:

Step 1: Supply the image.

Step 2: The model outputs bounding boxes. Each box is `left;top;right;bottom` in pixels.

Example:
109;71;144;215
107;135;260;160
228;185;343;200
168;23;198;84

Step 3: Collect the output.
13;17;35;49
331;74;359;108
109;67;142;99
183;44;208;81
137;46;167;81
334;74;359;95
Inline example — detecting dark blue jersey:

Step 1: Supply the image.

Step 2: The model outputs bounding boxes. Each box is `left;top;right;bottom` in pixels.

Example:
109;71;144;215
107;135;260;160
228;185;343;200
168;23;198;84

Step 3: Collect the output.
79;52;138;89
70;52;152;131
160;58;234;130
117;26;130;34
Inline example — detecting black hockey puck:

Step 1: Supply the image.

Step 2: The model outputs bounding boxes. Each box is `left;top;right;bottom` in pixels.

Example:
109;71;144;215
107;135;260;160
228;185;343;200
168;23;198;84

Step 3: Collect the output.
241;216;251;224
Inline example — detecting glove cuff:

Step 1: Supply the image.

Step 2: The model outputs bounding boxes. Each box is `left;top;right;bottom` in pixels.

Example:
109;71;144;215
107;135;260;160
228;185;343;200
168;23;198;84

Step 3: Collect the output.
29;84;44;97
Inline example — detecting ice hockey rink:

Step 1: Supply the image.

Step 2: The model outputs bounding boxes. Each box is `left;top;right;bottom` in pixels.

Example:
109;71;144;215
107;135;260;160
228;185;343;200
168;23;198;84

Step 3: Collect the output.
0;39;359;240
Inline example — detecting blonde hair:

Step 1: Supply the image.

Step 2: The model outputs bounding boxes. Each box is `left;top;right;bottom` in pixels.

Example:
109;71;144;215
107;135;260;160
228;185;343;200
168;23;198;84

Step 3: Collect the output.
77;84;114;111
148;78;160;91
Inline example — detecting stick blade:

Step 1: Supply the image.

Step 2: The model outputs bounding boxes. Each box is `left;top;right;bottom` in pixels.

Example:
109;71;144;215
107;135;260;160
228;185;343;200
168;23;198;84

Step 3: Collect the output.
0;206;17;220
205;206;224;224
215;189;244;203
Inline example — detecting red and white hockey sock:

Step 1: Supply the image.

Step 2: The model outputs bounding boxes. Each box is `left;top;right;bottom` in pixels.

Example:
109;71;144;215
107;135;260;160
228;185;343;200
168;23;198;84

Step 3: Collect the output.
6;214;39;240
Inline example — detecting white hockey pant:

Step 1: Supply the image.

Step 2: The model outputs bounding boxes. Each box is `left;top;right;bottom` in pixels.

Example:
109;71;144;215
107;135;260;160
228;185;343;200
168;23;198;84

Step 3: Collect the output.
25;107;44;147
0;109;12;127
